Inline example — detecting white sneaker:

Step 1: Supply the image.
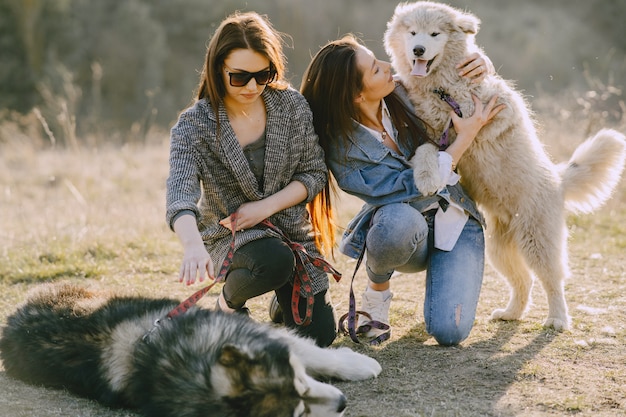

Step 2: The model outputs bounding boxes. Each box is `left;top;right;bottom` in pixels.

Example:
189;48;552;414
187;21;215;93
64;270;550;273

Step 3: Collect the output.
357;288;392;339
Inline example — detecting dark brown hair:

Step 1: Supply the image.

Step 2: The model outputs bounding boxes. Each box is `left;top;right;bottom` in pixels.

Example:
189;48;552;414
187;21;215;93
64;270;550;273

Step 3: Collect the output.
301;35;434;254
196;12;289;130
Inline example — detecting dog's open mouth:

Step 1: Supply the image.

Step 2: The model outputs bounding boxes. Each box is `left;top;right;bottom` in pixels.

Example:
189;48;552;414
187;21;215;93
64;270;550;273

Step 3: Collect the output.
411;57;436;77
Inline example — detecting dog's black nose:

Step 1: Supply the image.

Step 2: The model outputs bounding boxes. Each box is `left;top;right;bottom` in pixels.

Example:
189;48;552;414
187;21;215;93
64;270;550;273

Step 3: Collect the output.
413;45;426;57
337;394;347;413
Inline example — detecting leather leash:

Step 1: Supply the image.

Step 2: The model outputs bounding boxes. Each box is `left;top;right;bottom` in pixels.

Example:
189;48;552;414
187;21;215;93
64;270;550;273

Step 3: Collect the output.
143;214;341;341
433;87;463;150
338;209;391;346
260;219;342;326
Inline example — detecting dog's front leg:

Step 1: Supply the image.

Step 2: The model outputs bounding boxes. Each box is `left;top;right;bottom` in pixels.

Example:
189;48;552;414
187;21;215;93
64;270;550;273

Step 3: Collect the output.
279;331;382;381
410;142;441;195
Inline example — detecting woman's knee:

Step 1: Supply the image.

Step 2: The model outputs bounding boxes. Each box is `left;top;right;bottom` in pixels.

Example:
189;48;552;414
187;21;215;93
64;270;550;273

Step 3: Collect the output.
224;239;296;307
366;204;428;265
428;325;471;346
370;204;428;243
425;310;474;346
239;238;296;287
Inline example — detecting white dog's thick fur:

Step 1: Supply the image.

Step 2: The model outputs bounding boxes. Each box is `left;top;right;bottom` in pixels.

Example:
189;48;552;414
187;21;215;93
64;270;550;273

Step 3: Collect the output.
385;1;626;330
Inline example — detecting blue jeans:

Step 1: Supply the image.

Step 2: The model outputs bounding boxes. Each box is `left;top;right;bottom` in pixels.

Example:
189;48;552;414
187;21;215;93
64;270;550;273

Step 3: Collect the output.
365;203;485;345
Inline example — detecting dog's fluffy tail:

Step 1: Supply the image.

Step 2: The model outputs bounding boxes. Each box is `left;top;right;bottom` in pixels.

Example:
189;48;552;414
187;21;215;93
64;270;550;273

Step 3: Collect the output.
560;128;626;213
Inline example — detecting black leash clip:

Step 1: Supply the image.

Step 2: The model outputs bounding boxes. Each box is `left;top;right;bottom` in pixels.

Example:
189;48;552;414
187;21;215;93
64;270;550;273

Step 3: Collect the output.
433;87;463;117
433;87;449;101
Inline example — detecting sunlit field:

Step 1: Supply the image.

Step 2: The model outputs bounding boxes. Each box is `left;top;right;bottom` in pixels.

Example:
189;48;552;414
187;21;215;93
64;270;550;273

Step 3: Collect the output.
0;97;625;416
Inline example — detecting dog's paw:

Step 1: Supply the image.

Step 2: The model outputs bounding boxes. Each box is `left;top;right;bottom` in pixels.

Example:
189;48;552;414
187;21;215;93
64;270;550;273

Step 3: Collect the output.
490;308;522;321
410;143;441;196
543;317;570;331
413;171;441;196
332;347;382;380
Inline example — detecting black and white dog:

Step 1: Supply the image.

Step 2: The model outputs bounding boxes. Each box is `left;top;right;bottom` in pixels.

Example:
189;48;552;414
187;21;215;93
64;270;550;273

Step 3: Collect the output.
0;283;381;417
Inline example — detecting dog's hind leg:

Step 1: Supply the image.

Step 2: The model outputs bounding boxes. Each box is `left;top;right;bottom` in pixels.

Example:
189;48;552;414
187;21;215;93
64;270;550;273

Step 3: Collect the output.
487;222;534;322
520;219;571;330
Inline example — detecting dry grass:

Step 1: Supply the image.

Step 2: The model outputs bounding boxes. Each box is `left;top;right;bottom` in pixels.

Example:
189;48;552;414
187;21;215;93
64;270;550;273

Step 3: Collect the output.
0;121;625;416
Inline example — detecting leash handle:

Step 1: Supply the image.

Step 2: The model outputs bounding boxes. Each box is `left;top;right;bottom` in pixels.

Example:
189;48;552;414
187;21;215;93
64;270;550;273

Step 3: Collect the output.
337;208;391;345
337;245;391;346
261;219;341;326
338;245;367;344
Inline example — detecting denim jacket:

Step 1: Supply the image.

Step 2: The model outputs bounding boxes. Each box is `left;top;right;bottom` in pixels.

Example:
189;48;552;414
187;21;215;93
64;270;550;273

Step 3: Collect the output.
326;83;483;258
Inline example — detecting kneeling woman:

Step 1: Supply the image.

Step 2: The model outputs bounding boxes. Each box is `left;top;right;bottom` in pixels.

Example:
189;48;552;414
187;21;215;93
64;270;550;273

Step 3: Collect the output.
301;35;503;345
166;12;337;347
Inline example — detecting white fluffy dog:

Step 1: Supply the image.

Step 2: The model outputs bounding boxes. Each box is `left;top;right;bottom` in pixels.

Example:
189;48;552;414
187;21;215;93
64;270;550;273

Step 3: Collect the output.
384;1;626;330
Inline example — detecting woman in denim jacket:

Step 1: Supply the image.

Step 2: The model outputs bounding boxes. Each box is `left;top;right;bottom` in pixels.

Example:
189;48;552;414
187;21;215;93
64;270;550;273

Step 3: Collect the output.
301;35;503;345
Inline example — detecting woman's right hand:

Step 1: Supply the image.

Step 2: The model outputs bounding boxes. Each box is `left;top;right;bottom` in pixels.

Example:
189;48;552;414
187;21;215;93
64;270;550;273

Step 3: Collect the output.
173;213;215;285
444;94;505;166
452;94;504;141
179;243;214;285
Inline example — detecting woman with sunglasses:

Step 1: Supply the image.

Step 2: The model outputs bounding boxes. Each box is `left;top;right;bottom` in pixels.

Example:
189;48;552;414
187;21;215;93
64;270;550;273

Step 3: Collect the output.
166;11;336;346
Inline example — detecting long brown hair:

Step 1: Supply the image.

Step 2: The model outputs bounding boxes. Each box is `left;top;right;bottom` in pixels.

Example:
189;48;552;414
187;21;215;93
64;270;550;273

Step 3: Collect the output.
196;12;289;130
301;35;434;255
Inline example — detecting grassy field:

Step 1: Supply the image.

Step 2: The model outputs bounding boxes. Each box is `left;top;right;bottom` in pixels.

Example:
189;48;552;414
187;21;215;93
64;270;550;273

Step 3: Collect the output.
0;122;625;416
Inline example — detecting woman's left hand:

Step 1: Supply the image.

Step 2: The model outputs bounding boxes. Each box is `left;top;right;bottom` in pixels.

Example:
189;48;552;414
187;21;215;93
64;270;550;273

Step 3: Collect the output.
457;52;494;84
220;181;308;232
219;201;270;232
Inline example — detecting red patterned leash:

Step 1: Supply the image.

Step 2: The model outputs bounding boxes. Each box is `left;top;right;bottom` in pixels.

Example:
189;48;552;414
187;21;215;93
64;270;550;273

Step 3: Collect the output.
142;214;239;342
143;215;342;341
259;219;342;326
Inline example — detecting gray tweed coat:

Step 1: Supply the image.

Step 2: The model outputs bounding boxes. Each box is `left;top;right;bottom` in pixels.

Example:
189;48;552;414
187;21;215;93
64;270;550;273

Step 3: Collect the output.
166;87;331;294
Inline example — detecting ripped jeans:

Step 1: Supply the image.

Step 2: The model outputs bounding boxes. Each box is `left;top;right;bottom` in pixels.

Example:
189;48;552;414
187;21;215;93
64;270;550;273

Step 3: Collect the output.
365;203;484;346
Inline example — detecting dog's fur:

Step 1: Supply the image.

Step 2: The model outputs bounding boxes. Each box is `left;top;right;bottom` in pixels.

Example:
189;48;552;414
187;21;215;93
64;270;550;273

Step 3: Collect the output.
0;283;381;417
385;1;626;330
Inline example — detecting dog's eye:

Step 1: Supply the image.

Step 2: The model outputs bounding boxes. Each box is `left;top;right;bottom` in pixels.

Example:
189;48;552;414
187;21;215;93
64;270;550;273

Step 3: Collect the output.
410;31;416;36
430;32;440;37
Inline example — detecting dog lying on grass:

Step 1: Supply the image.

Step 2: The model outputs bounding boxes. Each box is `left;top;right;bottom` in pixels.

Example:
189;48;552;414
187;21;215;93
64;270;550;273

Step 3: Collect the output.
0;283;381;417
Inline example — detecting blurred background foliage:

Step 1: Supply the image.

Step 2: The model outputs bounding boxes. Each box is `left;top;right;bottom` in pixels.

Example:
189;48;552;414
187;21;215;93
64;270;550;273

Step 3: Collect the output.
0;0;624;146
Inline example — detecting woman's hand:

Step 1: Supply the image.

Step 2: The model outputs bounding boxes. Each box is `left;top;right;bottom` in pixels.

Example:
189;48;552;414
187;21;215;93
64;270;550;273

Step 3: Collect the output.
179;244;214;285
453;94;504;140
457;52;494;84
219;181;309;232
173;213;214;285
219;200;271;232
445;94;505;166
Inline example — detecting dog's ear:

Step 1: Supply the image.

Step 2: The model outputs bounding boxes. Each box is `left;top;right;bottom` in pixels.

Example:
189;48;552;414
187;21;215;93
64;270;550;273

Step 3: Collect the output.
392;2;410;16
455;12;481;35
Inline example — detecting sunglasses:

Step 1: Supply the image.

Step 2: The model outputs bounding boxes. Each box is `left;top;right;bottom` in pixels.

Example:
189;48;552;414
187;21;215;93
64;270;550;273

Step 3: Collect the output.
224;65;277;87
